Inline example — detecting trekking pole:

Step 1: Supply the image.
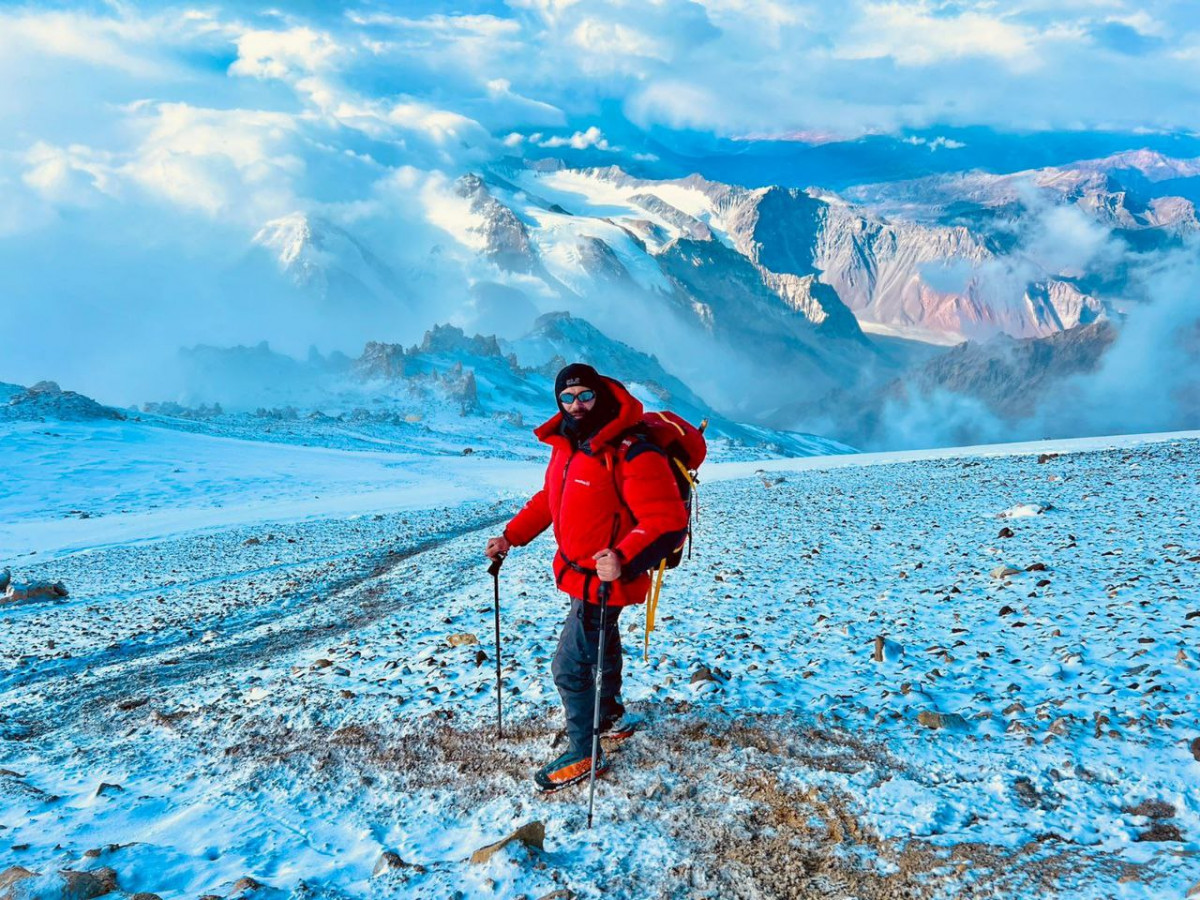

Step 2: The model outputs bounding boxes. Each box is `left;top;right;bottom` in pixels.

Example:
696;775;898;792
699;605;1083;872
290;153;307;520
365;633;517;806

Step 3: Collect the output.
488;553;506;740
587;580;611;829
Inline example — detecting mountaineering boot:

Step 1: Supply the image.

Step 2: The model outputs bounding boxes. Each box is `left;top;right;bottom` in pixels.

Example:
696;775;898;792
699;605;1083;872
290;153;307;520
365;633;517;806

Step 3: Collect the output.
534;747;609;793
599;711;643;745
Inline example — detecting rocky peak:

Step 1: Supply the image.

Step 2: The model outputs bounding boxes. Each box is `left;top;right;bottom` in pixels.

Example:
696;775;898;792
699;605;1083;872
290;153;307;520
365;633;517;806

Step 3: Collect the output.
453;175;538;273
417;324;502;359
355;342;407;380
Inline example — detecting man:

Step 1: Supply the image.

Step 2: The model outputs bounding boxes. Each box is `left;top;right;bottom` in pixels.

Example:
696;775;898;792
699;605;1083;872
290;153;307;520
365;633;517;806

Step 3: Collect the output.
485;362;689;791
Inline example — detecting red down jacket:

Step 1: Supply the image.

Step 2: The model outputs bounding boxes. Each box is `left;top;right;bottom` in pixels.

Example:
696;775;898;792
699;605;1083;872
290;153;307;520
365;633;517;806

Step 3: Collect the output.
503;378;689;607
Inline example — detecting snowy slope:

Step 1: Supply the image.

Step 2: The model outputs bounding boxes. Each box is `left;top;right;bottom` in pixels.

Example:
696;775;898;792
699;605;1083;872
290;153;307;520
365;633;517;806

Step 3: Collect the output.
500;164;1104;343
2;429;1198;899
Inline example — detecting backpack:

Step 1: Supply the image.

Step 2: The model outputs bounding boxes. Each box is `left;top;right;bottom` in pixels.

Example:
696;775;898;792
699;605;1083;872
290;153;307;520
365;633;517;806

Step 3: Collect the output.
623;411;707;569
616;411;708;661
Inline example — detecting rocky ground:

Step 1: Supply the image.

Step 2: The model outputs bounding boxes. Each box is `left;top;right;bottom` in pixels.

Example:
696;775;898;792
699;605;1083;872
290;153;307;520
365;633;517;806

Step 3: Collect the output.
2;436;1199;900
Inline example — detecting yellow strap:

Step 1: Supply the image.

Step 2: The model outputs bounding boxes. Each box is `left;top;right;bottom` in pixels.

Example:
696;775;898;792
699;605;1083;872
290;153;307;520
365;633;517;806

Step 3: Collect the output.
673;458;697;488
643;558;667;662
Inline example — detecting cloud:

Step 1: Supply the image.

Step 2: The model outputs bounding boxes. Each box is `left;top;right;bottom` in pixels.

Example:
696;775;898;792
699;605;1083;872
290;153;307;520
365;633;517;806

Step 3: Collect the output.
902;136;967;151
0;0;1198;416
230;26;343;79
837;3;1039;68
536;126;614;150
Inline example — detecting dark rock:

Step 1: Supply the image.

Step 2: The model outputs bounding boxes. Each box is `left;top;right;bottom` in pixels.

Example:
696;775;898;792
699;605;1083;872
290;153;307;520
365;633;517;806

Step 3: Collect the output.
0;867;37;896
1135;823;1184;842
1013;777;1042;809
2;580;69;604
1189;736;1200;762
998;527;1015;538
690;666;715;684
470;821;545;864
917;711;968;731
1123;800;1175;819
374;854;422;883
59;867;118;900
229;877;263;895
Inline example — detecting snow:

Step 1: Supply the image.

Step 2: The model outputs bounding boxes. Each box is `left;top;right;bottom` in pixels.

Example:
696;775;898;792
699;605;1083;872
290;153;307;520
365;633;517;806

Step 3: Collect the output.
509;168;732;249
3;422;1199;899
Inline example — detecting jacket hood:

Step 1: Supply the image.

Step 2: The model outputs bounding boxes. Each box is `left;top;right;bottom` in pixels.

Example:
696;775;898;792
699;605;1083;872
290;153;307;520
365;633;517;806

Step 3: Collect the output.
534;376;644;451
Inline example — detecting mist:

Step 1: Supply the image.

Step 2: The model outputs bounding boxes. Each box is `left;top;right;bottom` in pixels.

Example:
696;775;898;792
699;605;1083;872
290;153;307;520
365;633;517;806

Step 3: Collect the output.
839;233;1200;452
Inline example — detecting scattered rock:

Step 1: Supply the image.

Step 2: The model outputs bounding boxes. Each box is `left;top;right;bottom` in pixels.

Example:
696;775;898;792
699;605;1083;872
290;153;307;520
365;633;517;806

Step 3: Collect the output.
371;851;424;877
691;666;715;684
0;867;37;896
2;580;69;604
469;821;545;865
447;633;479;647
312;659;333;669
1013;777;1043;810
59;867;118;900
372;852;402;877
242;537;262;546
537;891;574;900
474;649;489;667
0;569;9;592
229;876;264;895
116;698;149;711
644;780;667;801
917;711;969;731
1123;800;1175;819
94;782;124;798
130;893;162;900
1190;736;1200;762
998;605;1016;617
998;526;1015;539
1047;717;1071;737
1025;562;1048;571
1135;823;1184;842
1037;453;1058;464
872;636;904;663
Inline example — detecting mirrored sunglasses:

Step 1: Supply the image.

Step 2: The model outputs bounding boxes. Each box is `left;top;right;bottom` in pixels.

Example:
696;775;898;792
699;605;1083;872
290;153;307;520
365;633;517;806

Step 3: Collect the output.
559;389;596;406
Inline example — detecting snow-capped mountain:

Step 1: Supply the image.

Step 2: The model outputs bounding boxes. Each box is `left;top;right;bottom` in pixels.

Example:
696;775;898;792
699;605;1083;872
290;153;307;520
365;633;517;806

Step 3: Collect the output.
470;160;1104;348
251;213;408;307
845;149;1200;235
225;149;1196;429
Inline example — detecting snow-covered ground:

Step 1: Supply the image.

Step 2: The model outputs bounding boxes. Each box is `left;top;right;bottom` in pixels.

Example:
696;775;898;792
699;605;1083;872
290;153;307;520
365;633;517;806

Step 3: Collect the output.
3;423;1199;899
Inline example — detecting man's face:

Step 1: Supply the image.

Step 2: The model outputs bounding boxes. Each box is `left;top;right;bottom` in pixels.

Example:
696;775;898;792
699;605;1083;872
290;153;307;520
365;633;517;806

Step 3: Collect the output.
559;386;597;420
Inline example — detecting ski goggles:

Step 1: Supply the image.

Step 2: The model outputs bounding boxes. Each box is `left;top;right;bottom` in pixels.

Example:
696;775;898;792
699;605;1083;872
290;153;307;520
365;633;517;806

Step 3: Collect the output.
558;389;596;406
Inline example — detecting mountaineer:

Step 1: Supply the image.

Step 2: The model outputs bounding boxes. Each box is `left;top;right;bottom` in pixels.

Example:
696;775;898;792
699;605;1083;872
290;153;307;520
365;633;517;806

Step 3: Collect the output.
485;362;690;791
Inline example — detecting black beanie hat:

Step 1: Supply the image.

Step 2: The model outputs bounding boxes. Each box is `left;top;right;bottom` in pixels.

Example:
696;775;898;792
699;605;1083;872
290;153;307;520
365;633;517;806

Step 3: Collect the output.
554;362;601;398
553;362;617;442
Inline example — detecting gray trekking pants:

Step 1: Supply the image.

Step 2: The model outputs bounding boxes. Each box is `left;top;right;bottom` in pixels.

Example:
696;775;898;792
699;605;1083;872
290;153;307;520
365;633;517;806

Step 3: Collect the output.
551;597;625;756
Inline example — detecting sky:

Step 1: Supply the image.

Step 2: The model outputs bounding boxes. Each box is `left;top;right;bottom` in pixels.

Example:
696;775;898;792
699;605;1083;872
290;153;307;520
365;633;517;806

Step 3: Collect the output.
0;0;1198;414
